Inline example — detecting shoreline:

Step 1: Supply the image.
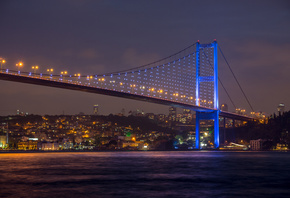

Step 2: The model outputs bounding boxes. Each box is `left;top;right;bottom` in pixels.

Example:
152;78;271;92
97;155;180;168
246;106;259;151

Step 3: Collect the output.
0;149;288;153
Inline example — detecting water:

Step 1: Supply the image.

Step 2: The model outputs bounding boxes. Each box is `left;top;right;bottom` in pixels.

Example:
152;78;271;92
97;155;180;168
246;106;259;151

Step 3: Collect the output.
0;151;290;198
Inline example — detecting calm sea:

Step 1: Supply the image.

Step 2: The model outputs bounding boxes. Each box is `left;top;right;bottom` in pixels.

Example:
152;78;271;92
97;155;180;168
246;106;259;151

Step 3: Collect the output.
0;151;290;198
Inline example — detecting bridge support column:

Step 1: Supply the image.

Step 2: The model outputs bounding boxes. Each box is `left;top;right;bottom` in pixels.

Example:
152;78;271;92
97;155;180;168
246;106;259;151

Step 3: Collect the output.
195;112;200;149
213;110;219;149
195;110;220;149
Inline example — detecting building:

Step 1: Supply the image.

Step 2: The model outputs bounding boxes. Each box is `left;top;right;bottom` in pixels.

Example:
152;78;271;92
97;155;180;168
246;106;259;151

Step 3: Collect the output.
0;135;7;148
277;103;285;115
122;140;138;149
169;107;177;121
275;143;288;151
183;109;193;124
17;140;38;150
157;114;166;122
61;139;74;150
93;104;99;115
250;139;265;151
131;109;144;116
41;142;59;150
146;113;155;120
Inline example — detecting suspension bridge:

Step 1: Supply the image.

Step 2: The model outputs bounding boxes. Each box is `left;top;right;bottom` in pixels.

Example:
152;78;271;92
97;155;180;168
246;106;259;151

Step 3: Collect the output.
0;40;254;149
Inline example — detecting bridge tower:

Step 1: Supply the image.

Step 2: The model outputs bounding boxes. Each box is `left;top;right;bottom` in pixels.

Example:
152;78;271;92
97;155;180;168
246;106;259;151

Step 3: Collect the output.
195;40;219;149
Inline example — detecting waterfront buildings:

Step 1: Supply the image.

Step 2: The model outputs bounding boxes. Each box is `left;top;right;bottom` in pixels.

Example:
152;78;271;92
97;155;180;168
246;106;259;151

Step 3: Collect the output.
250;139;265;151
0;135;7;148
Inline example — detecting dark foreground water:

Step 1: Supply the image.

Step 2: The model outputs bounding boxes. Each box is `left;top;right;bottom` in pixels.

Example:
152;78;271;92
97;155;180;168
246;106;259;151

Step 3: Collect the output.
0;151;290;198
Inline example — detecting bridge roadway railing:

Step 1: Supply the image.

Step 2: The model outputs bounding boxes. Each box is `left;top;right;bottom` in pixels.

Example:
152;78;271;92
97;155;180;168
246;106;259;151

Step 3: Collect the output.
0;69;253;121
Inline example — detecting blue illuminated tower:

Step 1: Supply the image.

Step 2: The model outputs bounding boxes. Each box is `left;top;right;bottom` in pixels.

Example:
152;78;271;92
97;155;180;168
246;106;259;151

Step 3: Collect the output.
195;40;219;149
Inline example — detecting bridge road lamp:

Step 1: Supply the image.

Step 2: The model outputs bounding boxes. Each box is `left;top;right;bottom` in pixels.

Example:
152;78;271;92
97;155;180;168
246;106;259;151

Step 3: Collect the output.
32;66;39;76
130;84;136;93
86;75;93;85
98;77;105;87
149;88;155;97
47;68;53;79
74;73;81;83
61;71;67;81
157;89;163;97
0;58;5;72
119;82;124;90
173;93;179;100
16;62;23;74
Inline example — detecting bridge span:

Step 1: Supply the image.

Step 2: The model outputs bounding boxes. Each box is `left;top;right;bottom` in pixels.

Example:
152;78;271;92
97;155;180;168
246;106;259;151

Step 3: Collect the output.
0;72;252;122
0;41;255;149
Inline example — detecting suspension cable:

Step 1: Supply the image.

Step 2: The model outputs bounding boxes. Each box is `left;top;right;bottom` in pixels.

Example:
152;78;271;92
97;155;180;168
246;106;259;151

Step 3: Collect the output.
200;48;237;110
218;45;255;112
95;42;197;76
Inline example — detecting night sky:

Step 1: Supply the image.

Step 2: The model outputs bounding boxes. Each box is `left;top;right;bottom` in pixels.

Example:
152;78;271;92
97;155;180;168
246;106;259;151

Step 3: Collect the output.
0;0;289;116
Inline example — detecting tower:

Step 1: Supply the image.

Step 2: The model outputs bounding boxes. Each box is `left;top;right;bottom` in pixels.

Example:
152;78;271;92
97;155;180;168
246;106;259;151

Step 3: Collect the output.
195;40;219;149
277;103;285;115
93;104;99;115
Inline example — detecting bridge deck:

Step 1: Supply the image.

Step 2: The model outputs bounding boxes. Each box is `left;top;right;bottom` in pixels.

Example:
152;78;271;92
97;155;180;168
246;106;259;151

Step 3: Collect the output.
0;72;253;121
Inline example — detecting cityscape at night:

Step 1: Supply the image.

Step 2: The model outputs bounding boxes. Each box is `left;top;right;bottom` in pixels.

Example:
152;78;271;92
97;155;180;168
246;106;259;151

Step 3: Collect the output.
0;106;289;152
0;0;290;197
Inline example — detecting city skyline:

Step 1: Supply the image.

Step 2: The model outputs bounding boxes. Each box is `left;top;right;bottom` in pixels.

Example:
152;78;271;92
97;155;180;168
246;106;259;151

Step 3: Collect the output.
0;0;289;116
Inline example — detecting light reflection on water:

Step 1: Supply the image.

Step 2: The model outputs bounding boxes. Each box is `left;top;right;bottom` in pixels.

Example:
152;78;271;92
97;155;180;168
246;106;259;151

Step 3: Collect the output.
0;151;290;198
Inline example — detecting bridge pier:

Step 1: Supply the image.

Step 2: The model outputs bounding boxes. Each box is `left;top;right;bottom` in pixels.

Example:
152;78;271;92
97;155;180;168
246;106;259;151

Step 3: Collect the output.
195;110;220;149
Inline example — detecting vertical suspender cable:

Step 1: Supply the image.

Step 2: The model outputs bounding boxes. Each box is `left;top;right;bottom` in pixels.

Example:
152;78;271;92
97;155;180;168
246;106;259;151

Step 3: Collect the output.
218;45;254;112
201;49;237;110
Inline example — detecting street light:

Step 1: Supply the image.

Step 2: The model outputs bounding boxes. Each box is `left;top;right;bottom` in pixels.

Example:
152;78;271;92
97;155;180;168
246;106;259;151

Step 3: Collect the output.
0;58;5;72
61;71;67;75
74;73;81;82
86;75;93;84
47;68;53;79
47;68;53;74
61;71;68;80
149;88;155;96
157;89;163;94
130;84;136;93
16;62;23;73
32;66;39;76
